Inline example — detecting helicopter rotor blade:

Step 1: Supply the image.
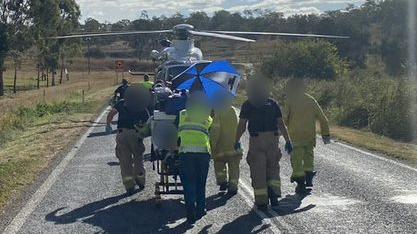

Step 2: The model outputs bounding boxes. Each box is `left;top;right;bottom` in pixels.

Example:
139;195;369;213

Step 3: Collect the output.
207;30;349;39
50;30;173;39
189;30;255;42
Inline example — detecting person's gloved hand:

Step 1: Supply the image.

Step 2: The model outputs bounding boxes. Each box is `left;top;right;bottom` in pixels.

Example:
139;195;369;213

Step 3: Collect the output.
285;141;293;154
105;124;112;134
322;135;331;145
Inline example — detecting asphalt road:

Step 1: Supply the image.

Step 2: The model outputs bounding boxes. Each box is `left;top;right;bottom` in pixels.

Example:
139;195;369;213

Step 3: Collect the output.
2;108;417;234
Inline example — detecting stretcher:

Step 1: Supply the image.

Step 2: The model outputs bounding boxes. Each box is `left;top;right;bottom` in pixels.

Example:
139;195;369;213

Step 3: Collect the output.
149;85;187;199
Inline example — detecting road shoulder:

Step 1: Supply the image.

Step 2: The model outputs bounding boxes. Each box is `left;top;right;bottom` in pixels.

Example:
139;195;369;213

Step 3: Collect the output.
0;88;114;232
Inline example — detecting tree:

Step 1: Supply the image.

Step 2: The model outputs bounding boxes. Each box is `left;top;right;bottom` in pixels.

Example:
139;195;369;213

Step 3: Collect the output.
84;17;101;32
56;0;80;83
29;0;61;87
259;40;342;80
0;0;32;95
0;22;8;96
3;0;32;93
186;12;210;29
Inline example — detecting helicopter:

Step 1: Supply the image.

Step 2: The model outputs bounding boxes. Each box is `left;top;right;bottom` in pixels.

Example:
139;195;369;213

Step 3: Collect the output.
52;23;348;198
53;23;349;84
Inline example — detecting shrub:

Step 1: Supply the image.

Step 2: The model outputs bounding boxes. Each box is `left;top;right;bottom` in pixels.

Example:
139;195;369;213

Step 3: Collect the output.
369;79;416;141
259;40;343;80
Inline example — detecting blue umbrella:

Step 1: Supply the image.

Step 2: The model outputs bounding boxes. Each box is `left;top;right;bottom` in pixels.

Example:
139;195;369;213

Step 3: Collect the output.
174;61;241;107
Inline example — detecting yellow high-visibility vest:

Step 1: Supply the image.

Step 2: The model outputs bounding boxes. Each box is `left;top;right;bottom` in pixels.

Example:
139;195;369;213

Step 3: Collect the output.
178;108;212;154
141;81;154;90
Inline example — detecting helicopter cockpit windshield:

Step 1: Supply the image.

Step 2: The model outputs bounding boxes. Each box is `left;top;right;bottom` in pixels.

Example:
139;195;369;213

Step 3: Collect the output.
167;66;189;81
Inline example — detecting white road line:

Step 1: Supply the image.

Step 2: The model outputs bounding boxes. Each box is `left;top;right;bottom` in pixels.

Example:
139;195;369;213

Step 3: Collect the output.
333;141;417;173
238;181;282;234
239;179;295;233
3;107;110;234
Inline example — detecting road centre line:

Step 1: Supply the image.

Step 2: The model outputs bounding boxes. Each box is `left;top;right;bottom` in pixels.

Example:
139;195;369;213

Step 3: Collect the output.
3;107;111;234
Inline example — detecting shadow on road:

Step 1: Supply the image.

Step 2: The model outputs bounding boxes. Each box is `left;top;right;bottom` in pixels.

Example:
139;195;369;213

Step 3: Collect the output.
107;161;120;166
206;192;234;211
217;193;314;233
45;195;192;233
218;210;269;234
271;194;315;216
88;130;117;138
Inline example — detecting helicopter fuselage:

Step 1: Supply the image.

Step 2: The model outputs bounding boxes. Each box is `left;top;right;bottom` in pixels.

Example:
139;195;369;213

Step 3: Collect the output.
151;37;209;83
161;39;203;62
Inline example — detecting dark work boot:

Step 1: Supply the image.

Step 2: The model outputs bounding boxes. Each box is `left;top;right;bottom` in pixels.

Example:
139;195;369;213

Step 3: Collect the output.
219;182;228;192
256;204;268;212
135;178;145;190
295;178;308;195
305;171;317;187
186;213;196;225
268;187;280;207
125;187;136;196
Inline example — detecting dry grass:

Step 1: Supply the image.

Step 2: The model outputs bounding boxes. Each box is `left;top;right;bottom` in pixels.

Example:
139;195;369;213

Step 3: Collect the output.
331;126;417;165
0;85;116;213
0;71;118;116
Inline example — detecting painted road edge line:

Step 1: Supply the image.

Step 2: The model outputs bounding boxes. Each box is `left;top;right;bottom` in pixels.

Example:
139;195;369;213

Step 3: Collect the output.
238;181;282;234
239;179;295;233
333;141;417;173
3;107;111;234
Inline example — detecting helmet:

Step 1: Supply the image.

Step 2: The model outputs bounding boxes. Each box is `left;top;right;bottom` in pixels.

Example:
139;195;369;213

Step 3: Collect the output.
122;79;128;86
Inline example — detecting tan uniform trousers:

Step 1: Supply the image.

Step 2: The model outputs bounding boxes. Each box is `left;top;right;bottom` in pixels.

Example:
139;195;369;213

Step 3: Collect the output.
291;144;314;180
116;128;146;189
247;132;282;206
213;152;241;191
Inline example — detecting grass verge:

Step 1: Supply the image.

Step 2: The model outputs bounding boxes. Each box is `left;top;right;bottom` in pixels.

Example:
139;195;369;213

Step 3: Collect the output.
330;126;417;165
0;86;115;213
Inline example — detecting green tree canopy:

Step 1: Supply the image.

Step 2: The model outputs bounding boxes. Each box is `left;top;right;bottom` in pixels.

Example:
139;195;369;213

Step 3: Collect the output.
259;40;342;80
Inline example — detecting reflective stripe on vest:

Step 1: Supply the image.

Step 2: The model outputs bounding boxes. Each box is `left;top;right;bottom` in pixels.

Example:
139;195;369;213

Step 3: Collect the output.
178;109;212;154
179;146;210;153
178;124;209;135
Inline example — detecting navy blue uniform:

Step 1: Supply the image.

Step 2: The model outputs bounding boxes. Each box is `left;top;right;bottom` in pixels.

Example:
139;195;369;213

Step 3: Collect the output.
239;98;282;136
114;100;149;129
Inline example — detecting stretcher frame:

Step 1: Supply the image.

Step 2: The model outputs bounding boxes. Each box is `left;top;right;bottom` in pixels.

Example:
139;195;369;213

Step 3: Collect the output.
151;145;184;199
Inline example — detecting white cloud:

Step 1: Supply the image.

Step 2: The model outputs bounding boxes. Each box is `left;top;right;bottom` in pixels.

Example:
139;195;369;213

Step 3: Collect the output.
76;0;366;23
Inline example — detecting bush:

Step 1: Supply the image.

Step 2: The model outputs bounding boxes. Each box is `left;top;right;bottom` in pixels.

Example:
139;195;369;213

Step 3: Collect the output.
259;40;343;80
337;106;369;129
369;79;416;141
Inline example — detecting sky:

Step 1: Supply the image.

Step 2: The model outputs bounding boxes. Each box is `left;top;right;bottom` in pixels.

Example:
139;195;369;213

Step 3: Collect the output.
76;0;366;23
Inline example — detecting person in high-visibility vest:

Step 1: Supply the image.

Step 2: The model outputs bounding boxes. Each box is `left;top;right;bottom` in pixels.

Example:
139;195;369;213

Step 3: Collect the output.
210;103;242;195
178;91;213;225
285;78;330;194
142;74;154;90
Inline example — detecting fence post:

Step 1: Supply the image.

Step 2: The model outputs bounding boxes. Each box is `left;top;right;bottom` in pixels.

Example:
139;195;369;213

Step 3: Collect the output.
43;89;46;103
82;89;85;103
